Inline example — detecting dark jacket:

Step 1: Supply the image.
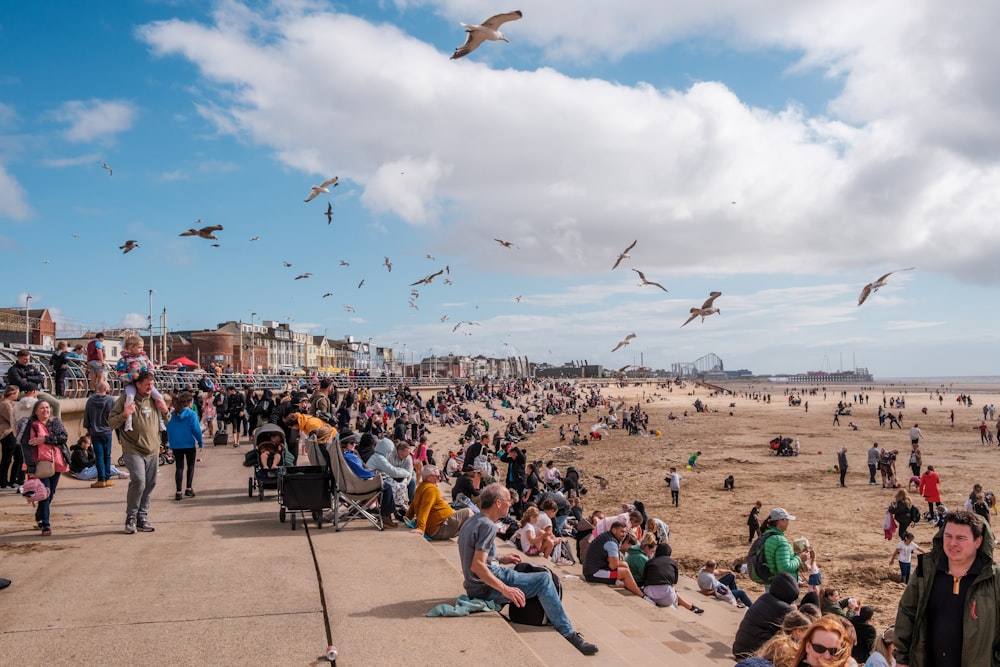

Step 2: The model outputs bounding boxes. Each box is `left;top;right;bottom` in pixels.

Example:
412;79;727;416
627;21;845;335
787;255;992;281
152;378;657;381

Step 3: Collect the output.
583;530;621;580
851;617;877;664
732;572;799;659
499;447;526;490
83;393;115;436
894;519;1000;667
69;443;96;474
642;543;678;586
226;392;245;421
7;361;45;392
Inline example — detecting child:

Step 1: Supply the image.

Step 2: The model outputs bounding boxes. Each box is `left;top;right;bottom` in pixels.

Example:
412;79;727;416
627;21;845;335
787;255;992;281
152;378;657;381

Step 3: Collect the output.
116;336;165;432
687;451;701;468
667;467;682;507
793;537;822;594
515;507;544;556
889;532;924;584
747;500;762;544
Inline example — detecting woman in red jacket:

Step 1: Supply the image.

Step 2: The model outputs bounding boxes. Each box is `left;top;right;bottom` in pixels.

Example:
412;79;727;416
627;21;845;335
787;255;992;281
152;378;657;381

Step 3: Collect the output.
918;464;941;517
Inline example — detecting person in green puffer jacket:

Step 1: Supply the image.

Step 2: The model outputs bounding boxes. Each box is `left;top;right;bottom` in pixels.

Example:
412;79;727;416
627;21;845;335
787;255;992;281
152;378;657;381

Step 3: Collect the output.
626;533;658;586
762;507;810;585
894;510;1000;667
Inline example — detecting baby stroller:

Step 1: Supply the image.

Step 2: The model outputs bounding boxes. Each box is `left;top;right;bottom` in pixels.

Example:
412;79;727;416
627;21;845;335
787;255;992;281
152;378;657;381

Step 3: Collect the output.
248;424;293;501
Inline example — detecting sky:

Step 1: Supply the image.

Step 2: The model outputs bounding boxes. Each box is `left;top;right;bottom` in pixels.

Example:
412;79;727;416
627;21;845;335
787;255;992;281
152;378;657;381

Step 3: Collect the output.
2;0;999;378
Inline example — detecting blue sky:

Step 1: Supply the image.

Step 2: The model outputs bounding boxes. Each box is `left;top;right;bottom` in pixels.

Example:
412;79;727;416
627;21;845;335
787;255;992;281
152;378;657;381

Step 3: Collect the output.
2;0;998;377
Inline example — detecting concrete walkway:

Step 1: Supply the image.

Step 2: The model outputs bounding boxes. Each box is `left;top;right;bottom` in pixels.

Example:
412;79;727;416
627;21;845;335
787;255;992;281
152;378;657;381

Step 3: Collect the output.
1;439;742;666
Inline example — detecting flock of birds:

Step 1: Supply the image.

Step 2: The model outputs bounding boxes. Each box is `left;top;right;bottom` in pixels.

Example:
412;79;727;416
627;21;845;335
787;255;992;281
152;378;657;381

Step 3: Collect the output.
103;8;916;361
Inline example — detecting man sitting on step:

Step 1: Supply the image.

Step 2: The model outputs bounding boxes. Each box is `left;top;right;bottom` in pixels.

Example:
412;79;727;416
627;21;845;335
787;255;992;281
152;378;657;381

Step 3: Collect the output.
582;521;645;598
458;483;598;656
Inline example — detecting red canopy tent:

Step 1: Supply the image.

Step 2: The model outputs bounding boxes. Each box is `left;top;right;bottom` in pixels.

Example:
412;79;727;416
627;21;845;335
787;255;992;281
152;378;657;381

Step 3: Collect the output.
167;356;199;367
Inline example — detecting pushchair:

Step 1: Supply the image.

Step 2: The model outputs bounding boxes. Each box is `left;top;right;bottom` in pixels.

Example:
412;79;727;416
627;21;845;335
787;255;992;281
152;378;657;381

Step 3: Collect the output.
248;424;293;501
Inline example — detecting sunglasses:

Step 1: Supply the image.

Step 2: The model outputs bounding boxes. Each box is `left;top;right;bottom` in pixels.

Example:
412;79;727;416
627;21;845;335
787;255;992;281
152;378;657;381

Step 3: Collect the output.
809;642;840;656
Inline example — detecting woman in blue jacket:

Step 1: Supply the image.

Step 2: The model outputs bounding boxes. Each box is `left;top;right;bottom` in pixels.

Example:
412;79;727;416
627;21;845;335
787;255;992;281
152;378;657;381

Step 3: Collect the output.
166;392;204;501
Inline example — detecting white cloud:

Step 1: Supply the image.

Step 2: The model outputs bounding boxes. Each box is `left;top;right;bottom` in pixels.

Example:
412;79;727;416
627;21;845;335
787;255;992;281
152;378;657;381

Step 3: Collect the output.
119;312;148;329
0;164;31;220
39;153;102;168
50;99;137;143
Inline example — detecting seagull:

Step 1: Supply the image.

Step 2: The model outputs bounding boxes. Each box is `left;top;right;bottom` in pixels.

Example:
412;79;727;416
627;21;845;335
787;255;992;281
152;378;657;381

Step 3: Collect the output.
100;162;113;176
409;300;419;311
410;289;420;298
617;364;632;373
180;224;223;240
514;295;523;302
594;475;609;491
411;268;444;286
450;10;523;60
445;265;450;274
325;202;333;224
249;236;261;241
425;254;435;261
612;240;637;270
357;279;365;289
343;304;355;313
440;315;449;323
322;293;333;298
632;269;667;292
283;261;293;267
304;176;338;202
119;240;139;254
443;278;453;285
384;256;392;272
339;260;350;266
611;333;636;352
858;268;915;306
71;234;79;238
494;238;517;249
210;243;220;248
453;321;480;332
681;291;723;327
294;272;312;280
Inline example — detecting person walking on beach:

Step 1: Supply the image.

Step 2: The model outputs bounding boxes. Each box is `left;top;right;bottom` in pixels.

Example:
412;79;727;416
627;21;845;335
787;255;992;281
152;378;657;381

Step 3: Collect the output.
867;442;880;485
165;391;203;501
908;443;922;478
894;511;1000;667
918;465;941;517
747;500;762;543
667;466;682;507
909;423;922;446
833;408;840;426
109;371;170;534
837;447;848;487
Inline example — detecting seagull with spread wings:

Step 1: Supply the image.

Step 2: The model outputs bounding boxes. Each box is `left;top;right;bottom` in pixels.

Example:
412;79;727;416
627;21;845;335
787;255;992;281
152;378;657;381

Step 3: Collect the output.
450;10;523;60
611;333;636;352
304;176;338;203
343;304;355;313
425;254;435;261
612;240;637;269
294;272;312;280
119;240;139;254
858;268;915;306
632;269;667;292
325;202;333;224
339;260;349;266
411;268;445;286
101;162;112;176
494;238;518;249
681;292;723;327
384;256;392;272
180;224;223;240
283;261;292;267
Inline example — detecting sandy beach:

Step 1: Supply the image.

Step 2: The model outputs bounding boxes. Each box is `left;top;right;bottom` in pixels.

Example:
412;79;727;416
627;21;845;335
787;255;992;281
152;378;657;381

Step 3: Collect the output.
427;377;1000;620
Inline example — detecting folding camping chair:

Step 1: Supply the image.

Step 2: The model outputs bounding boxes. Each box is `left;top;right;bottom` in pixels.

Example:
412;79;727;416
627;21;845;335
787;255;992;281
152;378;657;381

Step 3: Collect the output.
326;438;384;532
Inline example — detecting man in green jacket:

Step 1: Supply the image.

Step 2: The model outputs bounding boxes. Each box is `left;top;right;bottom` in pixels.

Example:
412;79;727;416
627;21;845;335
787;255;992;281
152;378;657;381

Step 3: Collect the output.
894;510;1000;667
762;508;808;586
109;371;169;535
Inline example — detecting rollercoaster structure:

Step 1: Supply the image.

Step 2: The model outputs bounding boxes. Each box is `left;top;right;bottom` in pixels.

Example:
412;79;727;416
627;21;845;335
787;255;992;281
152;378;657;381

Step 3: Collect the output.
671;352;724;378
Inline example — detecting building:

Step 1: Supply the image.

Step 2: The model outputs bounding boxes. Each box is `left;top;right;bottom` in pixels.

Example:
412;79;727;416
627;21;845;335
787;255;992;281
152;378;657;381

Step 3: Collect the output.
0;307;57;348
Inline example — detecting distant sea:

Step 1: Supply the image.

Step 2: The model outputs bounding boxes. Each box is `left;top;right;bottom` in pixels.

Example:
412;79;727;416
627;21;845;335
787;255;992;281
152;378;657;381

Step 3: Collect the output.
876;376;1000;392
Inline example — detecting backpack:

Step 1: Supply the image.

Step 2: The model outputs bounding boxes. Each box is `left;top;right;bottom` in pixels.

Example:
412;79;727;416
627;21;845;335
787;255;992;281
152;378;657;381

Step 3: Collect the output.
49;352;66;371
506;563;561;626
747;530;777;584
909;504;921;525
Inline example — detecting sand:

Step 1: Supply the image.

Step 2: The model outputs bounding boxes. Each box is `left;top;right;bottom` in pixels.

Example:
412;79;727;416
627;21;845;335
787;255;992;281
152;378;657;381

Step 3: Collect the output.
422;378;1000;621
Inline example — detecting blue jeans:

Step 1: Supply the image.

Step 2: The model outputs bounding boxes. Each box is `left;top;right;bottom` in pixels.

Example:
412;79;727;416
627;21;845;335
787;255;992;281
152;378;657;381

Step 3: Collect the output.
719;573;754;607
899;561;911;583
36;472;60;529
485;565;574;638
92;432;112;482
554;514;569;536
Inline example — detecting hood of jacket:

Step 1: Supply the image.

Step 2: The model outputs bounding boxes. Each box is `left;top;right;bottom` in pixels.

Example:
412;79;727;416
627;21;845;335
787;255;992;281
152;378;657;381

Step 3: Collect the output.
171;406;199;426
654;543;672;558
375;437;395;457
769;572;799;603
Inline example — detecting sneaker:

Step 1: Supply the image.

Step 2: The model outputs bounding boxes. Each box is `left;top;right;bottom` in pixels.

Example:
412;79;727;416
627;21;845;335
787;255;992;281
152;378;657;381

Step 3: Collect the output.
566;632;598;656
175;492;182;501
185;489;195;497
736;601;746;609
40;527;52;536
137;522;155;532
557;557;574;566
690;606;705;615
91;480;105;488
380;515;398;529
125;521;137;534
104;479;115;486
642;595;657;605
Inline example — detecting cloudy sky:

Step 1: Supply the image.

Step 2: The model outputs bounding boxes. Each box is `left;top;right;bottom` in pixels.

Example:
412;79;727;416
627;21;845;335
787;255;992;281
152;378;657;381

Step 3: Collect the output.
1;0;998;377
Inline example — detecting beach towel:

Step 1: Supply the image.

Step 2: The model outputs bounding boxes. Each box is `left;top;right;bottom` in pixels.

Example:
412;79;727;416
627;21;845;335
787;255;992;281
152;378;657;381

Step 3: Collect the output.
427;595;504;617
883;512;897;540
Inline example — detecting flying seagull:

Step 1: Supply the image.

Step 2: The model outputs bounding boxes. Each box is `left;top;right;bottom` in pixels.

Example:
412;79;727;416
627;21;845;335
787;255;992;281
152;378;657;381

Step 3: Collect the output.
440;315;449;323
410;289;420;298
325;202;333;224
249;236;261;241
119;240;139;254
343;304;355;313
304;176;339;203
294;272;312;280
409;300;419;311
339;260;350;266
453;321;480;332
632;269;667;292
612;240;637;270
494;238;517;249
617;364;633;373
445;265;450;274
858;268;915;306
681;291;723;327
210;243;220;248
514;295;523;302
180;224;223;240
443;278;453;285
450;10;523;60
357;279;365;289
322;292;333;298
384;256;392;272
101;162;112;176
411;268;445;286
283;261;293;267
611;333;636;352
425;254;435;261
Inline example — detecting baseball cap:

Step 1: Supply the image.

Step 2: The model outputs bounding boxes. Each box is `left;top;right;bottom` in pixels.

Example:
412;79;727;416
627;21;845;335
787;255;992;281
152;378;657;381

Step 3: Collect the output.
769;507;796;521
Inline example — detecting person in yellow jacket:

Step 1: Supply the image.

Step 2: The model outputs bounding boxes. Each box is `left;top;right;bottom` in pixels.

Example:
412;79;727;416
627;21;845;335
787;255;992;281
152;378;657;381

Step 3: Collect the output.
406;465;472;540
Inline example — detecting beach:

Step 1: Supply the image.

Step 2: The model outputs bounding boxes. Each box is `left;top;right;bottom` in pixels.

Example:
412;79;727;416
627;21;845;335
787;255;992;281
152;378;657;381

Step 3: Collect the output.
448;377;1000;618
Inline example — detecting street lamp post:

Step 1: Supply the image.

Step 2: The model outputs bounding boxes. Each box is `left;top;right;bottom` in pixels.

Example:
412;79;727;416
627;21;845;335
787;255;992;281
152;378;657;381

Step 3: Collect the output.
367;337;373;376
251;312;256;373
24;294;32;346
148;289;155;365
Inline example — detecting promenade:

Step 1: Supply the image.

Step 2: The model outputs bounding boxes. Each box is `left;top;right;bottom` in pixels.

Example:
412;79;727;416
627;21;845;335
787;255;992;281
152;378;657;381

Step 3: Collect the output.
0;435;740;666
